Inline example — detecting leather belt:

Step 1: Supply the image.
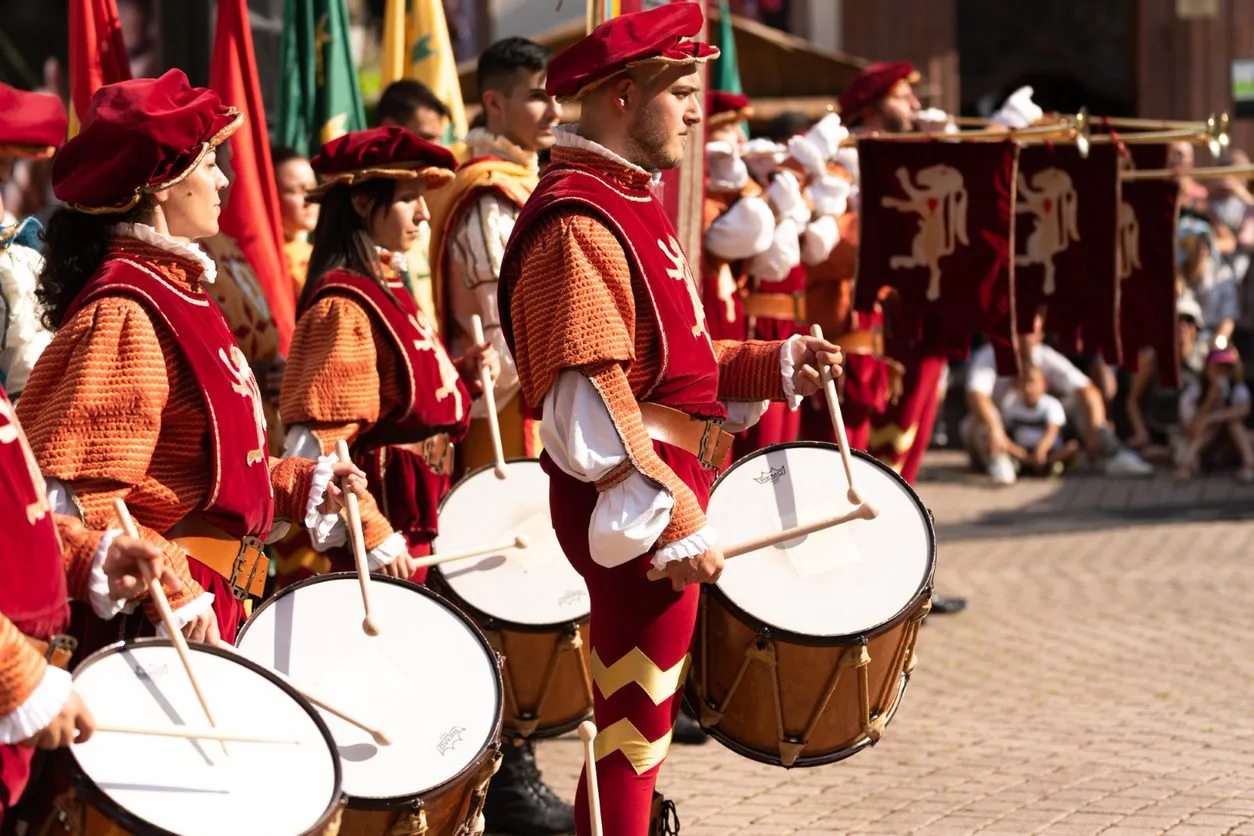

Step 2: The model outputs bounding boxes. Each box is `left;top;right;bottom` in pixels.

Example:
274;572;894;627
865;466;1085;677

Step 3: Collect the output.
836;329;883;357
638;402;734;470
745;291;806;324
25;634;77;670
167;518;268;601
395;432;454;476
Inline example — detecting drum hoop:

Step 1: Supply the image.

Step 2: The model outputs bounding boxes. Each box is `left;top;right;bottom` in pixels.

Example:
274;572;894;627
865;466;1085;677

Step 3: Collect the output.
684;664;914;768
434;456;591;633
235;572;505;810
706;442;937;647
68;637;344;836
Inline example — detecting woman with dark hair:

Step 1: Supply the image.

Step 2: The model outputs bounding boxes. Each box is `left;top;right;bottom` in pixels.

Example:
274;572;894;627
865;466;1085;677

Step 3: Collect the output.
280;126;498;585
16;70;368;653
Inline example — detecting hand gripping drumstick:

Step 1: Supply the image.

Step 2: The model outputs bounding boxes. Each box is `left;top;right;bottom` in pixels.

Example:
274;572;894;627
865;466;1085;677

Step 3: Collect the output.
810;323;866;506
93;725;302;745
577;721;605;836
210;639;393;746
471;314;508;480
645;503;879;582
335;440;380;637
407;534;530;570
113;499;224;753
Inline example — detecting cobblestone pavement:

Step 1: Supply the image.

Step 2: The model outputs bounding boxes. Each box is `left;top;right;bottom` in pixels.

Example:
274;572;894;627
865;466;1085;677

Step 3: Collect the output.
532;451;1254;835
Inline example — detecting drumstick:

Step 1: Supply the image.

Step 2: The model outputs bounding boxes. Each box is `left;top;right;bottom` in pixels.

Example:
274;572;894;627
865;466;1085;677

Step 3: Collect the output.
210;640;393;747
577;721;604;836
810;324;864;506
112;499;224;753
409;534;530;570
471;314;508;480
93;725;302;745
645;502;879;582
334;440;380;637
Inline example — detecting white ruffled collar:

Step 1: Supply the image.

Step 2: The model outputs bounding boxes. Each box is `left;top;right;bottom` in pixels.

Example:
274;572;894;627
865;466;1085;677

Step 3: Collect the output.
465;128;539;173
554;126;659;184
112;223;217;284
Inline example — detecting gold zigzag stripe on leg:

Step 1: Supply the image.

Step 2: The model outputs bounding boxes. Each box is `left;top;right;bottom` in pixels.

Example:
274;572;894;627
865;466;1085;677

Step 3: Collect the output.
590;648;690;705
593;718;674;775
868;421;918;454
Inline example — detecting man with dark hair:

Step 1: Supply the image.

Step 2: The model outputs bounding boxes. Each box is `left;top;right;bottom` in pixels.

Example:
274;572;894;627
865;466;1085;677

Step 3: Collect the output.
376;78;453;143
425;38;574;833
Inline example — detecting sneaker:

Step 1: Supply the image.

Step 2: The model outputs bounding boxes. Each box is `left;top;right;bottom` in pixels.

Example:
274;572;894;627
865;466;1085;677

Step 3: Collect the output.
987;453;1017;486
1103;448;1154;478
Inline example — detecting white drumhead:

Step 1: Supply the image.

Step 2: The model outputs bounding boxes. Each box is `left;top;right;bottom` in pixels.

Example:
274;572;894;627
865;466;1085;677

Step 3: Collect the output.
72;641;338;836
235;576;500;801
711;445;933;638
435;460;590;627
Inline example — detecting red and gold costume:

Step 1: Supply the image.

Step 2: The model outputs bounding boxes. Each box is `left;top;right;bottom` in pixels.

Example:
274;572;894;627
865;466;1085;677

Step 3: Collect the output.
17;71;337;651
500;9;797;832
280;127;478;584
427;127;542;471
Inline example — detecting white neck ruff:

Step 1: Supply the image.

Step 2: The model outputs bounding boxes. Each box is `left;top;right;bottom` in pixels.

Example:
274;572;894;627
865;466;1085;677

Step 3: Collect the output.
112;223;218;285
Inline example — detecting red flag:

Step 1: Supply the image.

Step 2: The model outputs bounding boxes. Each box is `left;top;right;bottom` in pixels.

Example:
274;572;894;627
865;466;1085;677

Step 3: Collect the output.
210;0;295;352
854;139;1020;362
68;0;131;130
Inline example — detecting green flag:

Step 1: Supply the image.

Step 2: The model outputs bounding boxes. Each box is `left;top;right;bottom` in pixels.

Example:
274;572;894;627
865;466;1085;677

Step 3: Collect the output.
711;2;747;136
276;0;367;156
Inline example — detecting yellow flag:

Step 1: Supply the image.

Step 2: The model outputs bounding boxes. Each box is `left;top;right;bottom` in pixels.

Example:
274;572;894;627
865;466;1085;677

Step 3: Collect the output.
380;0;467;143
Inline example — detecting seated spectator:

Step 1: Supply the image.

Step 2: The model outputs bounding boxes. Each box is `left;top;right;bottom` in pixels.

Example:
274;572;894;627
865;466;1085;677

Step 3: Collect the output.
1125;295;1204;463
963;313;1153;484
1000;364;1079;479
1175;347;1254;482
1178;214;1239;353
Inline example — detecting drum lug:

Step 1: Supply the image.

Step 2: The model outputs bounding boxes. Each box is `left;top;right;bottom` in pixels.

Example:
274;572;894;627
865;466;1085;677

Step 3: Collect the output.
698;700;724;728
778;739;805;768
513;713;540;738
388;800;428;836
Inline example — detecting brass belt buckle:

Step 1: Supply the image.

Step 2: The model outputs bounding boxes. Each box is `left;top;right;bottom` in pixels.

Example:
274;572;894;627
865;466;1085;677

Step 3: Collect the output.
697;419;723;470
229;536;267;601
46;634;77;661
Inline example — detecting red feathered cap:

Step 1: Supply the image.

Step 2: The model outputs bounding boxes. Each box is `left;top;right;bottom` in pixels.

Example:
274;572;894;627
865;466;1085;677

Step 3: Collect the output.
707;90;752;128
0;84;68;160
52;70;241;214
838;61;920;125
308;126;457;201
547;3;719;101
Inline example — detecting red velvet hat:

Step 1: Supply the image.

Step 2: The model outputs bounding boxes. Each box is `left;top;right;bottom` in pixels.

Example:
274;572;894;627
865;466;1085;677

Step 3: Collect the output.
838;61;920;125
0;84;68;160
52;69;242;214
307;126;457;201
707;90;752;128
547;3;719;102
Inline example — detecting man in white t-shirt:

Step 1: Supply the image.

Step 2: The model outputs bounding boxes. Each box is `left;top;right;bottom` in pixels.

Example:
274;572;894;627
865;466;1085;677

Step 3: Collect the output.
1000;365;1080;476
963;314;1153;484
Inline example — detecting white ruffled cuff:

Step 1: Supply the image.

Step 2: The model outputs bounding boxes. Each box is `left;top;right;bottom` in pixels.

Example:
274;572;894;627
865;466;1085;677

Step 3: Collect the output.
85;529;130;620
155;591;216;637
651;525;719;571
723;400;770;433
0;666;72;744
305;454;344;550
588;472;673;569
366;531;408;570
781;335;804;410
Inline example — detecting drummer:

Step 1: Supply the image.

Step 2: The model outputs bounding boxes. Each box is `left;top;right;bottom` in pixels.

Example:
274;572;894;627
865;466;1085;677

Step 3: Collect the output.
0;385;188;824
279;127;498;585
498;6;841;832
16;70;368;653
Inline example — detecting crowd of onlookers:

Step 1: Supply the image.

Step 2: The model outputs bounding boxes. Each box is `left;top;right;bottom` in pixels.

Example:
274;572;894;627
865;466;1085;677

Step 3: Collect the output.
934;140;1254;485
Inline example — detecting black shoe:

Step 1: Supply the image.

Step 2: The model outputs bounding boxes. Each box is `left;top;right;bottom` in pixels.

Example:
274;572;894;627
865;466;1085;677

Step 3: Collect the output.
671;709;708;745
649;790;681;835
930;594;968;615
483;739;575;835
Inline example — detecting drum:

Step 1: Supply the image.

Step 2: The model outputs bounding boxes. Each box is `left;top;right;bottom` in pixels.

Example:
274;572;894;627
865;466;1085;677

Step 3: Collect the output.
689;443;935;767
44;638;341;836
234;574;503;836
431;459;593;739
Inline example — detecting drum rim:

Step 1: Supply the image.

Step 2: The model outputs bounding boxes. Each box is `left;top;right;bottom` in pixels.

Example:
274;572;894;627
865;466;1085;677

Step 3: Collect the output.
235;572;505;809
706;441;937;646
434;456;591;632
684;662;914;768
68;637;344;836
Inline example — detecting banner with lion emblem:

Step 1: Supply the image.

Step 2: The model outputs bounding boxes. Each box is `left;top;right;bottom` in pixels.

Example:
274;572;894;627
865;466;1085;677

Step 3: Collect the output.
854;139;1019;360
1118;144;1183;387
